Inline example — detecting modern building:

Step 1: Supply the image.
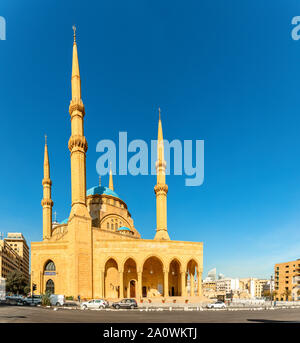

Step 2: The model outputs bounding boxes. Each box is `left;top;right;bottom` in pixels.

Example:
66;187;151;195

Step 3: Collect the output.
274;259;300;301
239;278;269;298
215;278;239;294
30;29;203;300
0;233;29;282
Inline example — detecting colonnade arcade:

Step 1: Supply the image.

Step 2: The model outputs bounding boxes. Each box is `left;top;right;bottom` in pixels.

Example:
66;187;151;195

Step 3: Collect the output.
102;256;202;299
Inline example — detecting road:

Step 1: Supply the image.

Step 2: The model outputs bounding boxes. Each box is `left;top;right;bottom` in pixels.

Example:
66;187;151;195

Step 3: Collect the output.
0;305;300;323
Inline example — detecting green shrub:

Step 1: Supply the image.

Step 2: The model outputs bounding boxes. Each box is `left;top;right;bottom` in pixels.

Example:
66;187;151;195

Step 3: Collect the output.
66;296;73;300
41;291;51;306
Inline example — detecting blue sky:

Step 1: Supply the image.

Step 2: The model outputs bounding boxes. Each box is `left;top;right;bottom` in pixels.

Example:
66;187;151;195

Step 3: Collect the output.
1;0;300;279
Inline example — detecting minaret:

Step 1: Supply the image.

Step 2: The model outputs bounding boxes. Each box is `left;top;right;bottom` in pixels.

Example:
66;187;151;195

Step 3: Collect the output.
154;108;170;240
109;164;114;191
41;135;53;239
68;26;89;218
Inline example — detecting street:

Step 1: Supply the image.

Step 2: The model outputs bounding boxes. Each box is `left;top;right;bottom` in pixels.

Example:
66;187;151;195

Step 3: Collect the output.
0;305;300;323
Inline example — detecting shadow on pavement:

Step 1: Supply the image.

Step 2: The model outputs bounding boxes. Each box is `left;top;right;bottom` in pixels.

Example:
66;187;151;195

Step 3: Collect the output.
247;319;300;323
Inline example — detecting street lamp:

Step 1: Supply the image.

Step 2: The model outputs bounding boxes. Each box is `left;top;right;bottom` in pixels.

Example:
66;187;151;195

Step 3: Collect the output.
270;275;274;307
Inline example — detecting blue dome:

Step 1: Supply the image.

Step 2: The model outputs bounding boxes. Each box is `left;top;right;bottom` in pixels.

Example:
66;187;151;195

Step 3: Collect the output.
86;186;120;199
117;226;131;232
60;218;68;224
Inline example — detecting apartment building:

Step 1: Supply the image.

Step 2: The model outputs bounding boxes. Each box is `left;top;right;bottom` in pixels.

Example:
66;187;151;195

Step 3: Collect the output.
274;259;300;301
0;233;29;282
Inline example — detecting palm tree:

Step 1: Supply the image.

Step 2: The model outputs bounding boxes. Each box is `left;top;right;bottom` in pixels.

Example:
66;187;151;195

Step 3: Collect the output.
281;289;291;301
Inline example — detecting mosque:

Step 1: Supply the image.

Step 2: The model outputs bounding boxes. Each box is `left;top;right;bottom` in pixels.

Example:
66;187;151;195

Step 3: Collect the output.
30;29;203;300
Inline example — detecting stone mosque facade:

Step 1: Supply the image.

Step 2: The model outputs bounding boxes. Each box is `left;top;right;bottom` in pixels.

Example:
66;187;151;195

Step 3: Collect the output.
31;31;203;300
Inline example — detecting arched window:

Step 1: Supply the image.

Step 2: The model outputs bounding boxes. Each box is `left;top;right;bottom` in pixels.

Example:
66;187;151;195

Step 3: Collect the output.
44;260;55;271
46;279;55;294
107;222;109;229
115;223;118;230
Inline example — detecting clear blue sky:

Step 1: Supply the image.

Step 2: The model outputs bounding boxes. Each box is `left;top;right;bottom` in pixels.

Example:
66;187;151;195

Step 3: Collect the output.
1;0;300;279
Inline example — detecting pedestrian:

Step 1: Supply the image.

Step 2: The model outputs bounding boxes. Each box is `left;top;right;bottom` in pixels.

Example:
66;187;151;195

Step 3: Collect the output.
78;294;81;303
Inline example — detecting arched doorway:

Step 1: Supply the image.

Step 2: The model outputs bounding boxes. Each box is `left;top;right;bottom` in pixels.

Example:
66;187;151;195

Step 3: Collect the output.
142;256;164;297
123;258;137;298
187;259;198;296
104;258;119;299
45;279;55;294
130;280;136;298
169;259;181;296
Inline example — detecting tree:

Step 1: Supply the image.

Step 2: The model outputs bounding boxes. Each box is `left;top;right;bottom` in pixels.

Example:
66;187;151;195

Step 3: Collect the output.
6;270;29;295
262;290;270;298
281;289;291;301
41;291;51;306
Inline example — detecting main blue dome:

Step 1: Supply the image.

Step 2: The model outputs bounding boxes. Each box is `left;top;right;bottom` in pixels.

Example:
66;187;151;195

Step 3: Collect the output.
86;186;119;199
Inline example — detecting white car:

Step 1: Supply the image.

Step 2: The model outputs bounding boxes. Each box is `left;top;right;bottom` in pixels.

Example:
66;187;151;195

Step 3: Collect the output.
50;294;65;307
206;301;226;309
81;299;109;310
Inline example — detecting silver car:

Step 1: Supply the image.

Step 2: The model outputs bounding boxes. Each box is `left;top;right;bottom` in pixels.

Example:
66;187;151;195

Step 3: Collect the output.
81;299;108;310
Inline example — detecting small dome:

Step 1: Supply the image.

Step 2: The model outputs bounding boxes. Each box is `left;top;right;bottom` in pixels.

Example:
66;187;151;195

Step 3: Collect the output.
87;186;119;199
117;226;131;232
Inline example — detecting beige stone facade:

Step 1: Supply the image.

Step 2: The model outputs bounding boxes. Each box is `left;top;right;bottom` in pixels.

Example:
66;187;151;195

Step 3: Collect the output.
31;30;203;300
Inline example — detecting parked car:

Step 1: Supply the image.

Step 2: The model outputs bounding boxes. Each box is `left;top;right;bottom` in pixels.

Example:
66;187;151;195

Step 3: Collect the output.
50;294;65;307
6;295;25;306
23;295;42;306
206;301;226;309
112;298;138;309
81;299;109;310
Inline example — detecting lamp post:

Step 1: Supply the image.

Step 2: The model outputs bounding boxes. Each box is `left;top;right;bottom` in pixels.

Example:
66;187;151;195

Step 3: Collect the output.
270;275;274;307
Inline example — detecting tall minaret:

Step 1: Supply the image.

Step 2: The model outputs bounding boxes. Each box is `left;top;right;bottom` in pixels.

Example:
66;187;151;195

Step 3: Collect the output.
154;108;170;240
109;164;114;191
41;135;53;239
68;26;89;218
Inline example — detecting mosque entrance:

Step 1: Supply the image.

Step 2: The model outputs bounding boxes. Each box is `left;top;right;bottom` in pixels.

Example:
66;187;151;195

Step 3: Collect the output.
45;279;55;294
130;280;136;298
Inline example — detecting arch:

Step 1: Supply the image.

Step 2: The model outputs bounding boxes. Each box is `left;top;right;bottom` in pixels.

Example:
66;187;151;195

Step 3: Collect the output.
102;256;121;272
104;258;120;299
100;214;132;231
141;254;166;271
169;259;181;296
123;258;138;298
186;258;199;297
142;256;164;298
45;279;55;294
44;260;56;272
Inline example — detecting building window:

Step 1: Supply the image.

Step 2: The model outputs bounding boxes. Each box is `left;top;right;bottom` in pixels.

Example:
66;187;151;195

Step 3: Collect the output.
44;260;56;271
45;279;55;294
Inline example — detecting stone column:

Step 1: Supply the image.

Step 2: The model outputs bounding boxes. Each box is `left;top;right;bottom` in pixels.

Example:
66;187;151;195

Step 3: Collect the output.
197;271;202;297
190;274;195;297
100;270;105;298
127;280;130;298
119;270;124;298
181;272;186;297
137;271;142;299
164;270;169;297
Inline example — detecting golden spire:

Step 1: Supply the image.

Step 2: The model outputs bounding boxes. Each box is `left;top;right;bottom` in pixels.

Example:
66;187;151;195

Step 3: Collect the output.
157;107;164;163
71;25;81;101
43;134;50;179
154;108;170;240
109;163;114;191
42;135;53;240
